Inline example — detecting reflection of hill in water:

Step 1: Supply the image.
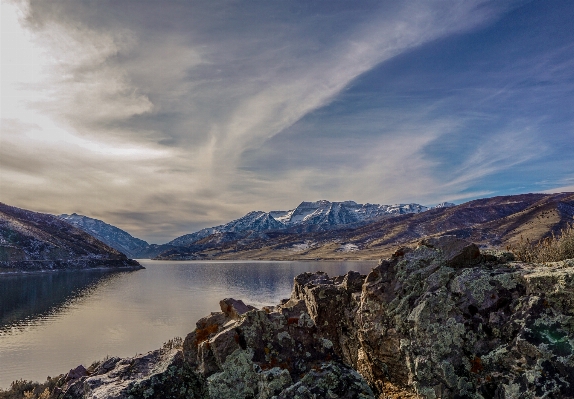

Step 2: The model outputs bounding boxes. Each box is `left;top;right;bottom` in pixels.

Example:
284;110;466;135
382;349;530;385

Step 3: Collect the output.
0;270;128;330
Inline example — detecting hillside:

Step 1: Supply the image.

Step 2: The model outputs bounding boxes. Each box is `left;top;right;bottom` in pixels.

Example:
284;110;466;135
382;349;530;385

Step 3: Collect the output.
59;213;173;258
0;203;142;272
156;192;574;260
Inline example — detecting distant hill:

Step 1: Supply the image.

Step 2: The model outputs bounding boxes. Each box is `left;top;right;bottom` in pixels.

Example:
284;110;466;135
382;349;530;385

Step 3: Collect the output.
155;193;574;260
59;214;174;258
0;203;142;272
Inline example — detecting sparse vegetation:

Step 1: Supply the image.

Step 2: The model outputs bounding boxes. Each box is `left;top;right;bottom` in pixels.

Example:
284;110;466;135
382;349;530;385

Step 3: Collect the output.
161;336;183;352
509;224;574;263
0;377;60;399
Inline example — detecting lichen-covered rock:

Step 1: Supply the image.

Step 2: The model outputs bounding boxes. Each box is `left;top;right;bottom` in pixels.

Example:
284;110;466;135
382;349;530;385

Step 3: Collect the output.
59;349;207;399
274;362;374;399
418;235;481;267
287;237;574;398
220;298;257;320
179;279;376;398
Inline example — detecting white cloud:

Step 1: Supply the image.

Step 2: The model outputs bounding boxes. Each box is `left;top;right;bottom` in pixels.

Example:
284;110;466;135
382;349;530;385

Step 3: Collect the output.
1;0;526;242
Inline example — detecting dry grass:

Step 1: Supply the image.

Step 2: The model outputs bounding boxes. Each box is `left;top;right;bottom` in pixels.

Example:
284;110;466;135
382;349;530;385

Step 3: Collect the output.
508;224;574;263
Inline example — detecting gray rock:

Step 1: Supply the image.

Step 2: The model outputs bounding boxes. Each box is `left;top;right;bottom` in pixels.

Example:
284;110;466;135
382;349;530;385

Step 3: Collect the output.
220;298;257;320
65;364;88;382
274;362;374;399
60;349;207;399
419;235;481;267
287;243;574;398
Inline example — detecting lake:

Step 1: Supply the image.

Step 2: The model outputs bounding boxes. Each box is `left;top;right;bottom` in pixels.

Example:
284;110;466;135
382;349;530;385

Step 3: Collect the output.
0;259;376;388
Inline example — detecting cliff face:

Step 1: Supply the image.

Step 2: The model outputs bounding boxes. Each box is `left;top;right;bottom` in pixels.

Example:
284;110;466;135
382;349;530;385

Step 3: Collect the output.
54;237;574;398
0;203;142;272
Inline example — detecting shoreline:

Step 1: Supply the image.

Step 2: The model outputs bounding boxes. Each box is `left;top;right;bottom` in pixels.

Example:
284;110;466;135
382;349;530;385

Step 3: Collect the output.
0;266;143;276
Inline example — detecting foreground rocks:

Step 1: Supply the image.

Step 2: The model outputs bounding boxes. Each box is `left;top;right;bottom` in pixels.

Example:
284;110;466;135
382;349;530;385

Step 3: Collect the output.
47;236;574;398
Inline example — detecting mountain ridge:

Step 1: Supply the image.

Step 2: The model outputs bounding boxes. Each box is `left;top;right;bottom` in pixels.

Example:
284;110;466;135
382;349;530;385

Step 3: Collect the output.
168;200;434;247
58;213;175;259
155;192;574;260
0;203;142;272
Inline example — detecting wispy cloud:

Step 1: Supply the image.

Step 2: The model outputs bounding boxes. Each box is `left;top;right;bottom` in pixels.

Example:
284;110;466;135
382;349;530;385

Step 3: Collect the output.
2;0;572;242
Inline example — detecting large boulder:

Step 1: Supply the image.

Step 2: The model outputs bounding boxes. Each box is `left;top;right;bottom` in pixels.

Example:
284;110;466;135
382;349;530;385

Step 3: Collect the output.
418;235;481;267
182;289;376;398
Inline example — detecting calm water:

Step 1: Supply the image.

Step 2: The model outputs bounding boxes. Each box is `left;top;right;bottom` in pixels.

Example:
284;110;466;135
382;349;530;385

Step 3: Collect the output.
0;260;375;388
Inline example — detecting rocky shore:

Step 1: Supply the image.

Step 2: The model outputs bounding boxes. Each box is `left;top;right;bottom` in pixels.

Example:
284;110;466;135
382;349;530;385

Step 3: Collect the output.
0;259;143;273
12;236;574;398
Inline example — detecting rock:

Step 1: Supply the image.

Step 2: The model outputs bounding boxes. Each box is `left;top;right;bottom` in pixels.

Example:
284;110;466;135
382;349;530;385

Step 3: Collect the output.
220;298;257;320
60;349;207;399
274;362;374;399
342;270;365;293
419;235;481;267
65;364;88;382
180;286;376;398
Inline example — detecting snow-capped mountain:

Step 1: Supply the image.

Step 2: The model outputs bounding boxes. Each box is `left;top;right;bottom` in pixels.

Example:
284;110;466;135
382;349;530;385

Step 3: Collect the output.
169;211;285;247
272;201;427;228
59;213;149;258
169;200;429;247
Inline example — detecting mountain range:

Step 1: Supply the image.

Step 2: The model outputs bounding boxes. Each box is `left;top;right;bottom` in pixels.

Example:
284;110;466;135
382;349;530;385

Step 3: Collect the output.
168;200;436;247
58;200;442;258
155;192;574;260
3;193;572;264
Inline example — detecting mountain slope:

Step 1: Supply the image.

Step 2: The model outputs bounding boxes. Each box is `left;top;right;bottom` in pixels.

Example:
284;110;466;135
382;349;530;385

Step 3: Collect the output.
168;200;430;247
0;203;142;271
156;193;574;260
59;213;174;258
60;213;149;258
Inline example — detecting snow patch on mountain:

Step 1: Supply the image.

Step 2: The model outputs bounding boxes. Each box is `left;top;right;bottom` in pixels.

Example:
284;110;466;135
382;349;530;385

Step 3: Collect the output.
291;241;316;252
432;202;456;209
169;200;435;247
338;243;359;252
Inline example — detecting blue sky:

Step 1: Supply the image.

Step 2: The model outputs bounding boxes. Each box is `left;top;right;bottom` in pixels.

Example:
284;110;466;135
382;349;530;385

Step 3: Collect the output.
1;0;573;242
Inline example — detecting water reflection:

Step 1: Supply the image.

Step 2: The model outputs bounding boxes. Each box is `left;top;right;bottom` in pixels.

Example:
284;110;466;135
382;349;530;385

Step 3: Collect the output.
0;270;129;333
0;260;375;388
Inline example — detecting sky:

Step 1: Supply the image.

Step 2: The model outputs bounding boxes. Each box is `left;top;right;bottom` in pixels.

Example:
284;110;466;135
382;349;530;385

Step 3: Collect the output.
1;0;573;243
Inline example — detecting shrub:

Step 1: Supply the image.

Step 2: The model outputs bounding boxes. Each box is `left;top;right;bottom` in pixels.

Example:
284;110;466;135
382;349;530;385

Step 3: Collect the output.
509;224;574;263
161;336;183;353
0;377;60;399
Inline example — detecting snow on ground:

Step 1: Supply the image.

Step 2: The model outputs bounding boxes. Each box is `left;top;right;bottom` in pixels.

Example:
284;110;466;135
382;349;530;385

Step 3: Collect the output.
338;243;359;252
291;241;316;252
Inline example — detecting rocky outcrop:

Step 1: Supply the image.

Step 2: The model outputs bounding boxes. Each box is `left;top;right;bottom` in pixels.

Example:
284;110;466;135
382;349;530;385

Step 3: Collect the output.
286;235;574;398
57;348;207;399
55;236;574;398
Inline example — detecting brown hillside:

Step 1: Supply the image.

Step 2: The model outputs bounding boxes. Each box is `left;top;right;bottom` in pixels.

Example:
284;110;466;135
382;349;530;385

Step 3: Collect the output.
157;193;574;260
